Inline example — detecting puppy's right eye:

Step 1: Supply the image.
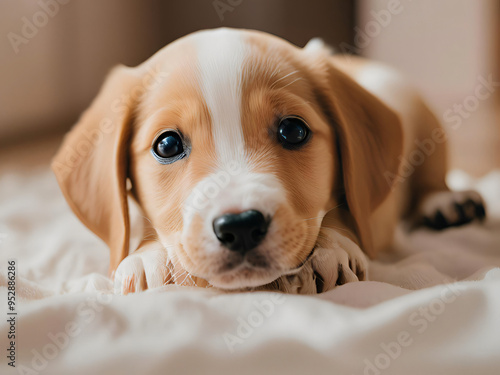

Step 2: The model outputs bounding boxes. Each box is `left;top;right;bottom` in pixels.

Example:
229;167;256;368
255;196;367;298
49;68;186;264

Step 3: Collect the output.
151;131;188;164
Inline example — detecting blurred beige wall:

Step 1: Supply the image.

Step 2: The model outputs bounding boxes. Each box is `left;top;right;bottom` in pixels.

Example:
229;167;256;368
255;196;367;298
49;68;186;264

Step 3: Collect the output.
356;0;500;175
357;0;499;111
0;1;160;143
155;0;353;50
3;1;496;173
0;0;353;146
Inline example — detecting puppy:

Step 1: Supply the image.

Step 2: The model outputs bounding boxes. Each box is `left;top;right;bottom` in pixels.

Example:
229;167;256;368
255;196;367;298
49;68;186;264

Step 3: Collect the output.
52;28;486;294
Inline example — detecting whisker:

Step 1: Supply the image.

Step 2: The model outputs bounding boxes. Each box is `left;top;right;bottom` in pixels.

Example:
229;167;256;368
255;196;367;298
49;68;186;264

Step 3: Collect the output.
270;70;299;89
268;66;281;79
301;216;324;222
306;224;352;235
279;77;303;90
299;203;346;223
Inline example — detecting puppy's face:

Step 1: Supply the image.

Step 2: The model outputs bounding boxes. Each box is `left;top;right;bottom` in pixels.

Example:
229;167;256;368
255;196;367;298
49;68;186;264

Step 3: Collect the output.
129;29;336;289
53;28;402;292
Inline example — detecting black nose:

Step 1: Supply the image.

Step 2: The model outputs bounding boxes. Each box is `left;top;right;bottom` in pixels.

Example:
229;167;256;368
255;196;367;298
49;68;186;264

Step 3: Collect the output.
213;210;269;253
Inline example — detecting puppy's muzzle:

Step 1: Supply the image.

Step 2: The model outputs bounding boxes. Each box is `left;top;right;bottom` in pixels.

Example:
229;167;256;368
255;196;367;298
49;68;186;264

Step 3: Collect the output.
212;210;269;253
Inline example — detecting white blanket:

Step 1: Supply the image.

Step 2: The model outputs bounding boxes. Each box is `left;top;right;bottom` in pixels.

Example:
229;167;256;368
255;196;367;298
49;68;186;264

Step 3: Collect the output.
1;143;499;375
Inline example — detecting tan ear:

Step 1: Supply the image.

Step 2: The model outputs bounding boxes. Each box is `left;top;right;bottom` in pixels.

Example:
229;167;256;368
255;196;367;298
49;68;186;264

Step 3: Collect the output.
315;57;403;258
52;65;140;275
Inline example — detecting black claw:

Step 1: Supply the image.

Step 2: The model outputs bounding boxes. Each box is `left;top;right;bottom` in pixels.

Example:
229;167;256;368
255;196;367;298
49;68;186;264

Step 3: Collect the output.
454;201;467;223
453;199;485;226
355;260;366;281
464;199;477;219
454;199;474;226
474;202;486;221
432;210;448;230
475;202;486;220
423;216;434;228
314;271;324;294
335;264;346;286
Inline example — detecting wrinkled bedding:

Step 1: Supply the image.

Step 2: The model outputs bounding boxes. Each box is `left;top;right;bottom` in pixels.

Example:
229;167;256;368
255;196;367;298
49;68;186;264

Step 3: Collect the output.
1;139;499;375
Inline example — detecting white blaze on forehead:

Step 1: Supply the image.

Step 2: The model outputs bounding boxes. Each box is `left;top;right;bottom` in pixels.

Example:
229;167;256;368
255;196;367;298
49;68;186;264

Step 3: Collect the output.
184;30;288;257
195;29;248;168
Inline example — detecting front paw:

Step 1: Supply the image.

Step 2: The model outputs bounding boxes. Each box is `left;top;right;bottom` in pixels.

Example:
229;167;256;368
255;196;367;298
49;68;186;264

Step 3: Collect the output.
310;236;368;293
113;244;171;295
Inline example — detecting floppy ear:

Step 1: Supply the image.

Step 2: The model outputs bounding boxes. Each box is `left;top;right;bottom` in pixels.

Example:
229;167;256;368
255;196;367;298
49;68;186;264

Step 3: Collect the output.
52;65;141;275
313;56;403;258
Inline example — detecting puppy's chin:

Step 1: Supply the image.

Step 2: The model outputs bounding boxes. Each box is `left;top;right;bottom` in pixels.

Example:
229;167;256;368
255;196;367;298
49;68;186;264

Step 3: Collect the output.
207;265;283;290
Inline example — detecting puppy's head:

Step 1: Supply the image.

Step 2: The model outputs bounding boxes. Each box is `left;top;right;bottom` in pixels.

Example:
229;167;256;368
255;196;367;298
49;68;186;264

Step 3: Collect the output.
52;28;402;290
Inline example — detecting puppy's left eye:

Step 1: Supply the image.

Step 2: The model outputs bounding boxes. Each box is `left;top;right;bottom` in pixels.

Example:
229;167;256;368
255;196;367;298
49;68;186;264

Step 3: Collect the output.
277;117;310;148
151;131;189;164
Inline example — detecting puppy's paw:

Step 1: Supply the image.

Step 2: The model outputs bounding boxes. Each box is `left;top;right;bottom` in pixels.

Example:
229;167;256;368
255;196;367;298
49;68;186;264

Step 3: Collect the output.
310;236;368;293
274;263;317;295
114;244;170;295
419;190;486;230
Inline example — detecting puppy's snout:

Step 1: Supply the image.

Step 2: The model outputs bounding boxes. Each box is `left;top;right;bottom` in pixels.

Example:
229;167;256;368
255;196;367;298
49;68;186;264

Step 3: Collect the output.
213;210;269;253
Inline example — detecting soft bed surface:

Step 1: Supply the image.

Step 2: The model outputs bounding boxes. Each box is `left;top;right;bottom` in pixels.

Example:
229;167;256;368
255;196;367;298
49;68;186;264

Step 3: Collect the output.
1;139;499;375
